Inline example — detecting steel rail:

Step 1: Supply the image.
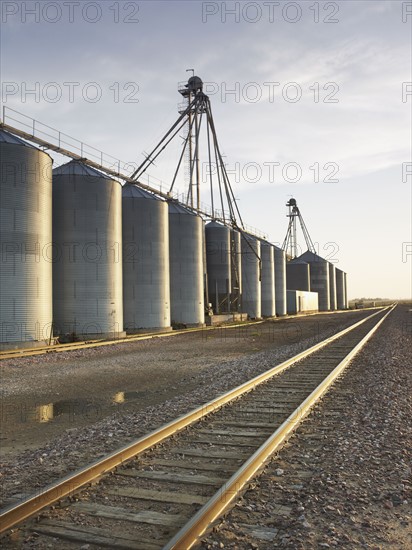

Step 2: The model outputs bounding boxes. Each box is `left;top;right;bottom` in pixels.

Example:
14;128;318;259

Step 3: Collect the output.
0;320;267;361
0;307;389;535
164;304;396;549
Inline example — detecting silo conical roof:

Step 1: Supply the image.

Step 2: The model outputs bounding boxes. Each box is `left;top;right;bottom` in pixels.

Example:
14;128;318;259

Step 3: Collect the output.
168;202;198;215
0;129;36;147
53;159;112;179
122;183;160;200
299;250;328;263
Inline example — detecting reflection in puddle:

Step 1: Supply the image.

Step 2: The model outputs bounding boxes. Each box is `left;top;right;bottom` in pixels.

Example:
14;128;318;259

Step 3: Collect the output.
36;404;54;423
112;391;145;404
2;392;147;426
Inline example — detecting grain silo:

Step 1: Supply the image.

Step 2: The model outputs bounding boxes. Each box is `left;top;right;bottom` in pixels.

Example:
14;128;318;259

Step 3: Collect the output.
273;245;287;316
168;202;204;326
205;221;231;313
329;263;337;311
0;130;53;349
286;259;311;291
241;234;261;319
230;229;242;311
336;268;345;310
53;160;124;339
260;241;276;317
122;184;170;331
344;272;349;309
298;251;330;311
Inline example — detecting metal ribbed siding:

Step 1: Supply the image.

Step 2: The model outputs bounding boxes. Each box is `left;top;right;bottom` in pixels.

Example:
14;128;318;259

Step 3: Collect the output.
286;260;311;291
241;235;261;319
344;272;349;309
205;222;231;313
273;246;287;316
168;203;204;326
230;229;242;312
329;263;337;311
298;251;330;311
122;184;170;330
52;161;123;338
0;131;53;347
260;241;276;317
336;268;345;310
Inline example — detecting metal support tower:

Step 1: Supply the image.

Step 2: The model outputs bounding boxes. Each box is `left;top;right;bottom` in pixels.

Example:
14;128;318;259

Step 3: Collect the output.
130;74;244;229
282;198;316;258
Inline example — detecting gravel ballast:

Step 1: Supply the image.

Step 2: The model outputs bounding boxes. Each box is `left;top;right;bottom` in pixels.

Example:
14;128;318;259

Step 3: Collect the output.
0;311;371;509
200;304;411;549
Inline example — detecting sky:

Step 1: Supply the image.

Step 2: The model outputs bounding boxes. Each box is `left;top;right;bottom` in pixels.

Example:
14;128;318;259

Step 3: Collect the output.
1;0;411;299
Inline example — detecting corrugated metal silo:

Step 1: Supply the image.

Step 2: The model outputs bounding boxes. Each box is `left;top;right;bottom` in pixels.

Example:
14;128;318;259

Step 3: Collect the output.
344;272;349;309
53;160;124;339
122;184;170;331
336;268;345;310
329;263;337;311
273;245;287;316
230;229;242;311
0;130;53;348
298;251;330;311
168;202;204;326
260;241;276;317
241;234;261;319
286;259;311;291
205;221;231;313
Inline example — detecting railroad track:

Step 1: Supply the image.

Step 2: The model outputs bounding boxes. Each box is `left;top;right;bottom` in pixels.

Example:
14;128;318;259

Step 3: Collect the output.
0;308;371;361
0;321;266;361
0;305;394;549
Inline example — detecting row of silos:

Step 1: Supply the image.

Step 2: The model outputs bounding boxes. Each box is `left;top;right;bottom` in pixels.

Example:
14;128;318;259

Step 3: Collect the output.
0;129;303;349
204;225;287;319
286;251;348;311
0;130;207;348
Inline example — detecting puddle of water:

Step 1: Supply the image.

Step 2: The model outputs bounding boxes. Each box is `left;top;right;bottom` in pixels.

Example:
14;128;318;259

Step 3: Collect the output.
1;392;148;427
112;391;146;404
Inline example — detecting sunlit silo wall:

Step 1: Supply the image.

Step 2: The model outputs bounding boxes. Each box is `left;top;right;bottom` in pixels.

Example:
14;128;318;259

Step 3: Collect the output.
168;202;204;326
329;263;337;311
0;130;53;349
273;245;287;316
122;184;170;331
241;234;261;319
230;229;242;312
344;272;349;309
205;221;231;313
286;260;311;291
52;161;124;339
260;241;276;317
298;251;330;311
336;268;345;310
